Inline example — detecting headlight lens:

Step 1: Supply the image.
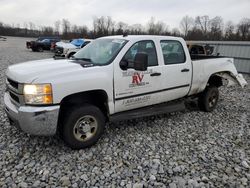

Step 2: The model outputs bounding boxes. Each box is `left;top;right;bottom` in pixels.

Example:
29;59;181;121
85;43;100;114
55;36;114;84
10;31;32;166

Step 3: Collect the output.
64;49;69;54
23;84;53;105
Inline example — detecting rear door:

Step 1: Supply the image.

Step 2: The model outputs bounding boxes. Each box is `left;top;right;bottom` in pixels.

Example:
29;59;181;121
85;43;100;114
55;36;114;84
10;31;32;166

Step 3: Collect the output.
114;40;164;113
159;40;192;101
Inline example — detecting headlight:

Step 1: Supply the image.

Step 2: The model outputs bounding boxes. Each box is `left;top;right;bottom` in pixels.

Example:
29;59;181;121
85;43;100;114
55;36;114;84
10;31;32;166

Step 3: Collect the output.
23;84;53;105
64;49;69;54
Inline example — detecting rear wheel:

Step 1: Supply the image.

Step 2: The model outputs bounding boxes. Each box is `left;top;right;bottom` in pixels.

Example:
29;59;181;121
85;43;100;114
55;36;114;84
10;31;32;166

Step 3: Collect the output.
61;104;105;149
38;46;43;52
198;86;219;112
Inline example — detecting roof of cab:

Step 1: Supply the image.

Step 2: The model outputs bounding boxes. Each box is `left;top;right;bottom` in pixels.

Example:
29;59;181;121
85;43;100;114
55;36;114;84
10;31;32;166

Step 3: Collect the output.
99;35;183;42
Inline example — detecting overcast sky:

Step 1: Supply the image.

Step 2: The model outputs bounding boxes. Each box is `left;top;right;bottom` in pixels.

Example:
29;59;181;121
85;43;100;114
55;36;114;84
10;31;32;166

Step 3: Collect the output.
0;0;249;30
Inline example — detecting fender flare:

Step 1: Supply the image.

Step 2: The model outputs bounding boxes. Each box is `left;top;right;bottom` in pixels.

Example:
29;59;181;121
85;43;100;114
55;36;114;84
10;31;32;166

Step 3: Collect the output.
215;72;247;88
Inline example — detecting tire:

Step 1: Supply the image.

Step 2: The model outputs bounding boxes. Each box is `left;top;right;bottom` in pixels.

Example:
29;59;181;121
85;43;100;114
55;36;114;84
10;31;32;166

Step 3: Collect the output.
61;104;105;149
198;86;219;112
67;52;75;59
37;46;43;52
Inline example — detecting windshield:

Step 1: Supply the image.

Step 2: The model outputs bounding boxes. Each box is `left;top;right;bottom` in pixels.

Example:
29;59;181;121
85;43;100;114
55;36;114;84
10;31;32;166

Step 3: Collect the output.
41;39;50;43
71;39;84;46
73;38;128;65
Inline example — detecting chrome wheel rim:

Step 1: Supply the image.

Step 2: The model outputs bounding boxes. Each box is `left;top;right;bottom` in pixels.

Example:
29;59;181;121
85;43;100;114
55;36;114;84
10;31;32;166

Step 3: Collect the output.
208;91;218;108
73;115;98;142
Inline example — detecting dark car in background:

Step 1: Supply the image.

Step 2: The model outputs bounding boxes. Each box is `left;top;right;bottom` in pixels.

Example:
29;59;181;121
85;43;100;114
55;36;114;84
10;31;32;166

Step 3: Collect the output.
26;37;60;52
0;36;7;41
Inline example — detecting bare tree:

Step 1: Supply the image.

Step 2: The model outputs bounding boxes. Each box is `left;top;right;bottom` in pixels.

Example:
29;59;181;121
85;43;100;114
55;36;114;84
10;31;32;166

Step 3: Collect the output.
23;22;28;35
106;16;115;35
78;26;89;38
129;24;144;35
62;19;71;38
224;21;235;40
93;16;115;37
147;17;166;35
1;15;250;41
209;16;224;40
28;22;36;31
147;17;155;34
237;18;250;40
116;21;128;35
171;28;181;36
195;15;210;34
41;26;54;35
180;15;194;37
54;20;61;35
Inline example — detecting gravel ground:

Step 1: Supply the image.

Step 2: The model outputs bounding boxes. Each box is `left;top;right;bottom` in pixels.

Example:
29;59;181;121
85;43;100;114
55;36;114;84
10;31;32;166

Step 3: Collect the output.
0;36;249;188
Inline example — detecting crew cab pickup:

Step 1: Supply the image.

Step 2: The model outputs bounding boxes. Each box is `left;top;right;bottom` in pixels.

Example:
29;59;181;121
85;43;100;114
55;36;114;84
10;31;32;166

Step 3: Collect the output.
4;35;247;149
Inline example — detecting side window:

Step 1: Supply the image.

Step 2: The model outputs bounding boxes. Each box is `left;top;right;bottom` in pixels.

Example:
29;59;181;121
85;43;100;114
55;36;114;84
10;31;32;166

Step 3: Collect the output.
123;40;158;67
81;41;90;48
160;40;186;65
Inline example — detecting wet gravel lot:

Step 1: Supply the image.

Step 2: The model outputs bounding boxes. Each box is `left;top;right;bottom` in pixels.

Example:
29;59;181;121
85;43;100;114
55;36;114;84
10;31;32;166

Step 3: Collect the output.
0;36;249;187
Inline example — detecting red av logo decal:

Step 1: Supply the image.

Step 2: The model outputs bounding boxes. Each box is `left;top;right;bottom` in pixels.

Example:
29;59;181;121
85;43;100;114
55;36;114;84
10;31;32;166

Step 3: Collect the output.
132;73;144;84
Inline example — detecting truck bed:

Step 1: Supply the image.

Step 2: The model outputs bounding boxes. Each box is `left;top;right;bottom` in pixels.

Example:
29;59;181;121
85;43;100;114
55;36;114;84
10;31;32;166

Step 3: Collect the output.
188;57;238;96
190;54;225;61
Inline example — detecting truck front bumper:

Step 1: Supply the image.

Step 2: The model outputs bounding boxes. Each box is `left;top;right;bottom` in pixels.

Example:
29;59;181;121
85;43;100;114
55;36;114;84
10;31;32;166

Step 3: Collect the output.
4;92;60;136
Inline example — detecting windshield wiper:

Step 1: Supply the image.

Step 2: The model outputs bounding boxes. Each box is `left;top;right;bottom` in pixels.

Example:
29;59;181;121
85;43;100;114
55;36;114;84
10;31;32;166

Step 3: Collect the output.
72;57;92;62
70;57;96;67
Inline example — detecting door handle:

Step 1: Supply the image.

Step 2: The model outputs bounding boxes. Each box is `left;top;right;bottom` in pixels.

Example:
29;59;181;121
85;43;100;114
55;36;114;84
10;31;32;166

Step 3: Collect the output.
181;68;190;72
150;72;161;76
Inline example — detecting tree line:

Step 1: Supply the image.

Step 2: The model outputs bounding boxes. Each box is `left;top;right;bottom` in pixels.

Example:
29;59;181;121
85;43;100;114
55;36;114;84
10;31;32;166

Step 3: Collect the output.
0;15;250;41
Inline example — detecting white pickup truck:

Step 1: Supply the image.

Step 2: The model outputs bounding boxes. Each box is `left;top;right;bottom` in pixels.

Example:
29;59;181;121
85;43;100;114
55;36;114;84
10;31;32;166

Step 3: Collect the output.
54;39;93;58
4;35;247;149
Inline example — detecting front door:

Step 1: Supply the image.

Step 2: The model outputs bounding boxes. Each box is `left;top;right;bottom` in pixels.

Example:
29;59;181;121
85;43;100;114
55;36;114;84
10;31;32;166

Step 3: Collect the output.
114;40;163;113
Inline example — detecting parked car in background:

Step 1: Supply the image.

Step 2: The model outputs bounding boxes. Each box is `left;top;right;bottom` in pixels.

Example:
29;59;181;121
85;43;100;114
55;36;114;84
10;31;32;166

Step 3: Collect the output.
0;36;7;41
54;39;93;58
26;37;60;52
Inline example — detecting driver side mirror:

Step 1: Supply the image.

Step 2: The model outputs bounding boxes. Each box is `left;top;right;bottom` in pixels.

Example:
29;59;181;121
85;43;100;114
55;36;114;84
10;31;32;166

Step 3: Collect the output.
134;52;148;71
119;60;129;71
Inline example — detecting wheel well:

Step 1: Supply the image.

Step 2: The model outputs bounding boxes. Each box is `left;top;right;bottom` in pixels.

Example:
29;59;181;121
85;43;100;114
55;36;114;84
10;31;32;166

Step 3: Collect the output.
207;74;223;87
68;52;76;58
58;90;109;125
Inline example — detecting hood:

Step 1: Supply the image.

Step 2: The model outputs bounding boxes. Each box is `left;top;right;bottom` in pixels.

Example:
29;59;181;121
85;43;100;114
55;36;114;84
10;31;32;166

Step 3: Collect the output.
6;58;87;83
56;42;77;49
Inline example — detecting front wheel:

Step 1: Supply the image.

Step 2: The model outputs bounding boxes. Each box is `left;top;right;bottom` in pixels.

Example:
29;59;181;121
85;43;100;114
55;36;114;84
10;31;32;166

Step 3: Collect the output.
198;86;219;112
61;105;105;149
67;52;76;59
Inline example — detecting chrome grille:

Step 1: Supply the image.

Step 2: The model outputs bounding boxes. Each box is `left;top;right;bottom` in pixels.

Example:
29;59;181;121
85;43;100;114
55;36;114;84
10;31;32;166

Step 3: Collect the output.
55;46;63;55
9;92;20;103
6;78;24;105
7;78;18;90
